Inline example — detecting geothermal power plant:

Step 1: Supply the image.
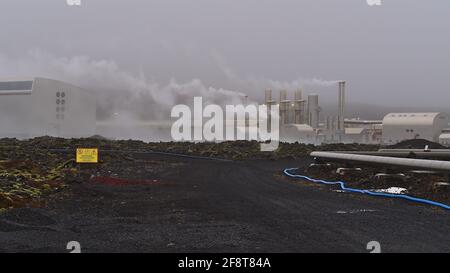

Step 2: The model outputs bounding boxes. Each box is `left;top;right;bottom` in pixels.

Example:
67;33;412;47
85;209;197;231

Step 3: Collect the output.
264;81;450;146
1;77;449;147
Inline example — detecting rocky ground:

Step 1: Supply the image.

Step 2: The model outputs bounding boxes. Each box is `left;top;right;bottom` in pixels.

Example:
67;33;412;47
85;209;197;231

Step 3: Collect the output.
0;137;449;253
0;136;378;211
0;153;448;253
0;136;448;212
305;164;450;204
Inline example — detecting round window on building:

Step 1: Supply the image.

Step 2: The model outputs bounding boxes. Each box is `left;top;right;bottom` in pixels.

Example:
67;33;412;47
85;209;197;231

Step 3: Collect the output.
56;99;60;105
56;92;61;97
61;92;66;98
61;99;65;105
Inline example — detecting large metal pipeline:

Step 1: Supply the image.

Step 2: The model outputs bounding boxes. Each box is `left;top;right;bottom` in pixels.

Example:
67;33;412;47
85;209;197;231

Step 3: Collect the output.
323;150;450;159
310;151;450;172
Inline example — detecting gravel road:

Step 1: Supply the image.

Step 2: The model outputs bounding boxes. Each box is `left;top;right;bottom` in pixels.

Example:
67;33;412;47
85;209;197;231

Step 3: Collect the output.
0;154;449;253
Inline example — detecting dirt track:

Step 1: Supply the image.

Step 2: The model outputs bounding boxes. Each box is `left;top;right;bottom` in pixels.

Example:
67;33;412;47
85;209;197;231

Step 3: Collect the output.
0;153;449;253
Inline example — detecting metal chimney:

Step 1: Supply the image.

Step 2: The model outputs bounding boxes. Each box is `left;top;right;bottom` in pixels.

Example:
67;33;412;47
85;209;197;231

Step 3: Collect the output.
264;89;276;131
338;81;346;130
293;89;305;124
279;90;289;125
265;89;274;105
307;94;320;128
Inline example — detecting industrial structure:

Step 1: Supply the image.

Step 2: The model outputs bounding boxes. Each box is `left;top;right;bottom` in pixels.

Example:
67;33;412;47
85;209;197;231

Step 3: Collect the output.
439;129;450;147
381;113;449;145
0;77;96;138
265;81;355;144
264;82;449;146
1;76;448;146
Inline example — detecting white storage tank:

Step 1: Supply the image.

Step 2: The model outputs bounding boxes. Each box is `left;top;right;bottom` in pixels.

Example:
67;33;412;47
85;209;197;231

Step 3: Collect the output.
382;113;449;145
0;77;96;138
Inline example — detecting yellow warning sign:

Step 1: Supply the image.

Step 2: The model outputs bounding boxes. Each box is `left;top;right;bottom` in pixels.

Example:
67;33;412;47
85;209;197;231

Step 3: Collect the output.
76;148;98;163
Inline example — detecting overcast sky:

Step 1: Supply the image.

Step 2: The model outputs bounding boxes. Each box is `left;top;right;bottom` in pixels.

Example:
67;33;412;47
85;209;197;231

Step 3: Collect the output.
1;0;449;108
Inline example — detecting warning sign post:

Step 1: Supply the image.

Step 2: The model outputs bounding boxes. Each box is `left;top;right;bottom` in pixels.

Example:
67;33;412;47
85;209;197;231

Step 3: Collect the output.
76;148;98;163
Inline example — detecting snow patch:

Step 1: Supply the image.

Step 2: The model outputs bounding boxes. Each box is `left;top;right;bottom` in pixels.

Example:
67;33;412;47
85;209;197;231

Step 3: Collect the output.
336;209;377;214
371;187;408;194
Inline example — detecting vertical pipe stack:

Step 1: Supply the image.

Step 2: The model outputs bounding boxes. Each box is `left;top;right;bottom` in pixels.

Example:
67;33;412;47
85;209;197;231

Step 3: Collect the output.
293;89;304;124
265;89;273;105
338;81;346;130
279;90;289;125
307;94;319;128
331;116;336;131
265;89;275;131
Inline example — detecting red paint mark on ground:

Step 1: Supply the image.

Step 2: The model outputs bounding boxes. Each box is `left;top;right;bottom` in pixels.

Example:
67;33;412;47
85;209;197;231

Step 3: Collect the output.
91;176;159;186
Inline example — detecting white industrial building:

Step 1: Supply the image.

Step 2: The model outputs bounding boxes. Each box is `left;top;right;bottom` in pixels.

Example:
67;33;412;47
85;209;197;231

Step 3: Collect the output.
342;119;383;144
382;113;449;145
0;77;96;138
439;128;450;147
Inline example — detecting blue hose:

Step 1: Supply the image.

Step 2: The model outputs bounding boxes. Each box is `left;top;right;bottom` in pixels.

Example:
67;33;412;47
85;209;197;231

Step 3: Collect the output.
283;168;450;211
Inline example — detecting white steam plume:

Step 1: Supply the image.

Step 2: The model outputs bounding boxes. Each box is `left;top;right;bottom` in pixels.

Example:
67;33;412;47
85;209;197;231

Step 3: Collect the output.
210;49;339;100
0;49;246;121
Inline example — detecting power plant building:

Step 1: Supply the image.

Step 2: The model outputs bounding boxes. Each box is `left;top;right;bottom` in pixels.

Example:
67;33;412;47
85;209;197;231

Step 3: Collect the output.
382;113;449;145
0;77;96;138
3;76;449;147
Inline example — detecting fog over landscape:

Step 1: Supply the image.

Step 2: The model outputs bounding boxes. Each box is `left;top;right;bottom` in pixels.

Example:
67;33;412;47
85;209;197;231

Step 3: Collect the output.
2;1;450;256
1;0;449;120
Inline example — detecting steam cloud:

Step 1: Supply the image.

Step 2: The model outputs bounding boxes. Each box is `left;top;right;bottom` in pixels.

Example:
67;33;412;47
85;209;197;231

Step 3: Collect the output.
0;49;339;140
0;49;340;121
210;49;339;101
0;49;246;121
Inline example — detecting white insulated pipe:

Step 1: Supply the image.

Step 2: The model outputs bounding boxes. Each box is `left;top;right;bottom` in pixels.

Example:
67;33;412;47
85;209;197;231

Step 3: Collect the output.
310;151;450;172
